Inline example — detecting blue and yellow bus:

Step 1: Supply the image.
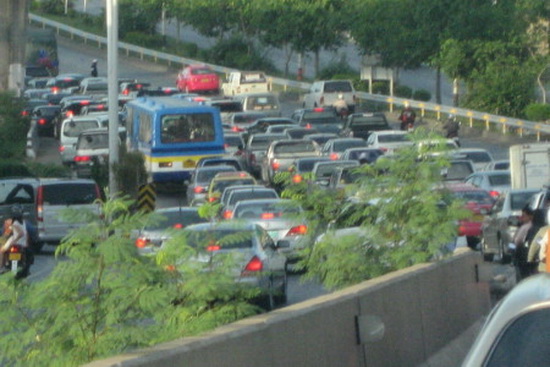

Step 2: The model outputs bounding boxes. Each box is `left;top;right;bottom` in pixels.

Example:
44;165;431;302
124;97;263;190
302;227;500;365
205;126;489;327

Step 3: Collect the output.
125;97;225;182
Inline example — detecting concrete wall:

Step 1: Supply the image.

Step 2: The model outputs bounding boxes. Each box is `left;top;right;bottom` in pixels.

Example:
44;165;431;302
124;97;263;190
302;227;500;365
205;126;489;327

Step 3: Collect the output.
84;251;491;367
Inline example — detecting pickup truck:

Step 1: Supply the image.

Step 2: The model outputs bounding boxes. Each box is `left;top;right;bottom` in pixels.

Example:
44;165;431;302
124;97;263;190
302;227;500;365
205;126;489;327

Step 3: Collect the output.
261;139;321;185
221;71;269;97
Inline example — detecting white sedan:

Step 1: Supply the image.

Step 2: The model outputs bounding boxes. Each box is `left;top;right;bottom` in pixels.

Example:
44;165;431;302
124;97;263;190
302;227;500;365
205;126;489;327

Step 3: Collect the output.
365;130;414;154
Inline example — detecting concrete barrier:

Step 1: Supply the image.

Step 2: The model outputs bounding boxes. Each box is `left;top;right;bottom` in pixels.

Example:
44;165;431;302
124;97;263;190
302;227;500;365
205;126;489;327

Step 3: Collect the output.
84;251;490;367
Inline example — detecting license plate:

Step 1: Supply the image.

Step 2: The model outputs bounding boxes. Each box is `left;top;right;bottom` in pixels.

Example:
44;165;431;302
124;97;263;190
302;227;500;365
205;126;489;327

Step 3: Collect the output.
201;79;210;83
8;253;21;261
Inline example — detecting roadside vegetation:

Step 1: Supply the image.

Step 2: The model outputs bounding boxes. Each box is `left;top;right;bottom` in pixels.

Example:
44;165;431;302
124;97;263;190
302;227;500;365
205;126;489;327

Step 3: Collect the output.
33;0;550;119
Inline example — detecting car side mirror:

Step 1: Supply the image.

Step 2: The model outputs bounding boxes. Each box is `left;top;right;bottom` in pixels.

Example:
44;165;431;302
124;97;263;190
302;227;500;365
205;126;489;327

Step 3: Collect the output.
276;240;290;249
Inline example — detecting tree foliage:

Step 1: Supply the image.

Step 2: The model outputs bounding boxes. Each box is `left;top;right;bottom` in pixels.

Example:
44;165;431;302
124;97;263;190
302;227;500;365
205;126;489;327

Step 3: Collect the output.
0;93;29;159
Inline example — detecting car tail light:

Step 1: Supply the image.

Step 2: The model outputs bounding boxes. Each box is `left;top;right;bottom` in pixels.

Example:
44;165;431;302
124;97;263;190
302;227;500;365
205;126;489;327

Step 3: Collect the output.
10;245;21;254
58;145;65;152
122;89;129;95
458;224;466;236
208;196;218;203
38;118;47;125
329;152;339;160
222;210;233;220
488;190;499;198
173;223;183;229
80;100;90;106
36;186;43;222
74;155;91;162
261;212;275;220
292;174;302;184
287;225;307;236
305;123;312;129
51;87;59;93
135;237;149;248
206;243;221;252
163;88;173;94
223;143;230;149
231;126;244;132
193;186;204;194
242;256;263;276
272;160;280;170
21;110;29;117
66;111;74;118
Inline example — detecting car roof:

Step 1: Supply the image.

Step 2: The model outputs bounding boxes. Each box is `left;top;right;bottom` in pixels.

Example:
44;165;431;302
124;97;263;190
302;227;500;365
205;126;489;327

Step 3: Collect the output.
185;221;258;232
371;130;405;135
212;171;253;179
469;170;510;177
155;206;200;214
234;198;300;210
444;182;486;192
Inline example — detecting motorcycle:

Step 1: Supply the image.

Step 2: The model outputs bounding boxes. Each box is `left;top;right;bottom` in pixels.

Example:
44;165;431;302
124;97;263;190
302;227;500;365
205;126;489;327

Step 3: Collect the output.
5;244;26;275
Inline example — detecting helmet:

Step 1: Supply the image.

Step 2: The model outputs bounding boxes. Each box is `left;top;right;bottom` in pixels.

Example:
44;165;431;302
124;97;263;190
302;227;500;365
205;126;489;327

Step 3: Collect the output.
448;114;455;119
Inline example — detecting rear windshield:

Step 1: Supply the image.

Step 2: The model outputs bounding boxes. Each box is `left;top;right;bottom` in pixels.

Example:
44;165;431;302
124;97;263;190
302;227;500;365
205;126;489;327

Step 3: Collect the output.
340;168;363;184
224;135;243;147
202;160;241;170
302;111;337;124
196;167;235;182
240;73;266;84
274;141;317;154
210;101;242;113
461;152;492;163
42;183;98;205
186;229;254;249
287;129;317;139
333;140;367;152
378;134;410;143
213;179;255;193
315;163;353;178
77;133;109;149
191;68;214;75
26;67;50;78
350;115;387;126
63;120;100;138
347;149;383;162
235;202;302;219
488;174;511;186
35;107;59;116
233;114;263;125
145;210;206;230
510;192;536;210
323;81;353;93
246;95;278;110
297;159;326;172
85;83;108;91
249;135;282;150
451;190;494;205
446;163;474;181
229;190;278;206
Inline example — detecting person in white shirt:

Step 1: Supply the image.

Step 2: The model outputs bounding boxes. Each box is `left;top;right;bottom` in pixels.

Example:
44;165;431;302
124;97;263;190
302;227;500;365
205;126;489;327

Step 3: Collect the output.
0;205;31;277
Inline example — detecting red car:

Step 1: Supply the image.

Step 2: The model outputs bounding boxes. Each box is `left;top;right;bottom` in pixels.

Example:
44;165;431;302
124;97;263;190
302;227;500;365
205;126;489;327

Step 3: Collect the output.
176;64;220;94
446;183;495;248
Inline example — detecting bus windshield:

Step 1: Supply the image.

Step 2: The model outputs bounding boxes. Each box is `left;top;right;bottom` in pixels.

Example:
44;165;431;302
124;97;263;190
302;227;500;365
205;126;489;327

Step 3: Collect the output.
161;113;215;143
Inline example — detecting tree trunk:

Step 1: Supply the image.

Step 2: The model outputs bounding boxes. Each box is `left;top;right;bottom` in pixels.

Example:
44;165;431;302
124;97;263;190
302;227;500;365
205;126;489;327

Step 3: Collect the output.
435;67;442;104
0;0;10;91
0;0;28;92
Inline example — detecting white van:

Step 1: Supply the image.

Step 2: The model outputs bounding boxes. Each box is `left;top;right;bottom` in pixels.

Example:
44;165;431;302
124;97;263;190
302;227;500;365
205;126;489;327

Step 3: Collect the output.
234;92;281;117
36;178;103;246
59;116;101;165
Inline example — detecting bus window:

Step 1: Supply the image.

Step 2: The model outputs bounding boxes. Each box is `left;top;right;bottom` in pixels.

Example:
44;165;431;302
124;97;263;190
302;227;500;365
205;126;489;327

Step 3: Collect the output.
161;113;215;143
138;113;152;143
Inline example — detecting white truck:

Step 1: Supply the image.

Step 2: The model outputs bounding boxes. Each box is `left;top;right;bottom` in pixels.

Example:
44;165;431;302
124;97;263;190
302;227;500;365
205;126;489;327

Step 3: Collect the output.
221;71;269;97
509;142;550;189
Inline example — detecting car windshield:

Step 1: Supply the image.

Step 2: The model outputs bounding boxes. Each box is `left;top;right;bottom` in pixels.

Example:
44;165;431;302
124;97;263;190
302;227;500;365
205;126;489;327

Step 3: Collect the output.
316;163;353;178
488;174;510;186
287;129;317;139
510;192;536;211
274;141;317;154
297;159;327;172
202;160;240;170
378;134;409;143
340;168;363;184
85;83;108;91
461;151;492;163
233;114;263;125
323;81;352;93
145;210;205;230
186;228;254;249
63;120;100;137
210;101;242;113
36;107;59;117
250;136;281;150
224;136;243;147
452;190;494;205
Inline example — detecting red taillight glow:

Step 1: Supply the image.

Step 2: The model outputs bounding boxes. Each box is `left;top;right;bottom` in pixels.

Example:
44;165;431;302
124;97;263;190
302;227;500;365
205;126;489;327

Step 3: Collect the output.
122;89;129;95
206;244;221;252
292;174;302;184
231;126;244;132
239;172;248;177
223;143;230;149
222;210;233;220
193;186;204;194
51;87;59;93
58;145;65;152
173;223;183;229
313;107;324;112
242;256;263;275
379;147;389;152
21;110;29;116
272;161;280;170
66;111;74;118
329;152;339;160
287;225;307;236
488;191;499;198
458;225;466;236
38;118;47;125
208;196;218;203
305;123;312;129
9;246;21;253
74;155;91;162
135;237;149;248
80;100;90;106
261;212;275;220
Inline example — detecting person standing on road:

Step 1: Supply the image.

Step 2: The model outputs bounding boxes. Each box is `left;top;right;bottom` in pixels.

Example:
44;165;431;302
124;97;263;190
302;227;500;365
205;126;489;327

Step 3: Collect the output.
534;209;550;273
398;103;416;131
512;206;534;282
443;114;461;142
91;59;98;77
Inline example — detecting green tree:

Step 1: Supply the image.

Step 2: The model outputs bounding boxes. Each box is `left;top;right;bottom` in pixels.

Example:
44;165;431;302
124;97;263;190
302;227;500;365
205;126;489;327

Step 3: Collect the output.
0;92;28;159
287;131;469;290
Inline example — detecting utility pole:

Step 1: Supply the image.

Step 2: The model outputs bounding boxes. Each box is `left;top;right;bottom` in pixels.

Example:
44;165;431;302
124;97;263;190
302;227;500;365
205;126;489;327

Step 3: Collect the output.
107;0;119;197
0;0;28;93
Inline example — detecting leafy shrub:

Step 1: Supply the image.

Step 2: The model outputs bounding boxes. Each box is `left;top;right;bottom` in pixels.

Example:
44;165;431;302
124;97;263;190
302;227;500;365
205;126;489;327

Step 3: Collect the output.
112;149;148;199
318;59;357;80
525;103;550;122
207;36;275;72
123;32;166;49
119;0;162;37
0;93;28;159
37;0;71;15
413;89;432;102
353;79;370;93
0;161;34;178
27;162;71;178
395;85;413;98
372;81;390;95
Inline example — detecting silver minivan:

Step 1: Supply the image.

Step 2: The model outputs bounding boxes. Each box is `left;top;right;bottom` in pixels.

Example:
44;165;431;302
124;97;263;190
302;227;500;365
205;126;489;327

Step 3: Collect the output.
59;116;101;165
234;92;282;117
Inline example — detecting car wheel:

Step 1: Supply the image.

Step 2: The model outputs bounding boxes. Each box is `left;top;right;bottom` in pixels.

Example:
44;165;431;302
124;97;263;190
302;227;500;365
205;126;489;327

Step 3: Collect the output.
480;237;494;262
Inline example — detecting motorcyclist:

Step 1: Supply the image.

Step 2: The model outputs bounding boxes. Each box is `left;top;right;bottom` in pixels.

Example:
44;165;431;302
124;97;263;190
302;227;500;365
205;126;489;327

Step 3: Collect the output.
443;114;461;139
332;93;349;119
0;205;32;278
398;103;416;131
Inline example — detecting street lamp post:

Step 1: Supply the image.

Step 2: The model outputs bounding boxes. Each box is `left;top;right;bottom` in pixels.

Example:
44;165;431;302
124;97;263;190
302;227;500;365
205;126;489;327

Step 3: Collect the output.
106;0;119;197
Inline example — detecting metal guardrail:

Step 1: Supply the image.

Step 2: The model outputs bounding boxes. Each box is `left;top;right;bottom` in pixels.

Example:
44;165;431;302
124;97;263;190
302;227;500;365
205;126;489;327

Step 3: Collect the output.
29;13;550;141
